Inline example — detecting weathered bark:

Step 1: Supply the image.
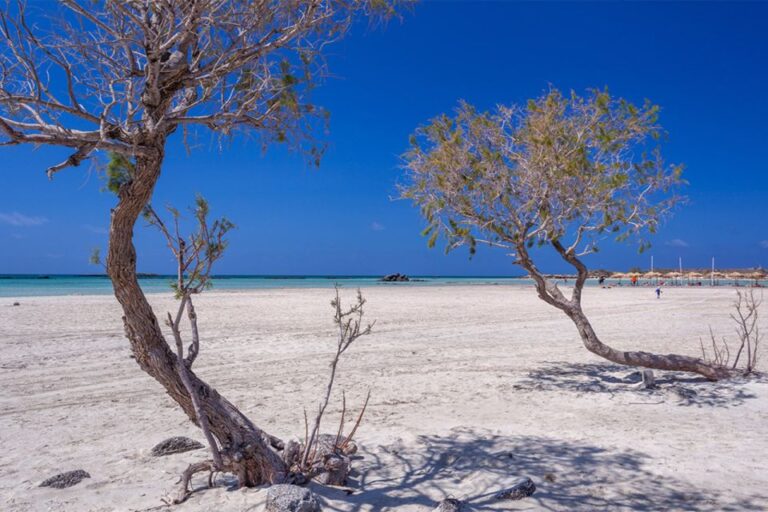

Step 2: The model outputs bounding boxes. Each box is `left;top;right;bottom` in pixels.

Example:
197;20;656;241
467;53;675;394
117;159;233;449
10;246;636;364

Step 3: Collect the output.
564;303;730;381
516;241;730;381
105;147;288;486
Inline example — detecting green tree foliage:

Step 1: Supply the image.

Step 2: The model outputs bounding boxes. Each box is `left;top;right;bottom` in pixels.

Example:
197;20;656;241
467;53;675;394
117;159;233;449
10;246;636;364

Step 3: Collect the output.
104;152;134;194
402;89;685;261
142;196;235;298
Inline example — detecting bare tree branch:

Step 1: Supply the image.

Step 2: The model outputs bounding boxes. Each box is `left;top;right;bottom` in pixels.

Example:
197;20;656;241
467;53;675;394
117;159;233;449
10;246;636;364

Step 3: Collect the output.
2;0;400;176
300;286;373;474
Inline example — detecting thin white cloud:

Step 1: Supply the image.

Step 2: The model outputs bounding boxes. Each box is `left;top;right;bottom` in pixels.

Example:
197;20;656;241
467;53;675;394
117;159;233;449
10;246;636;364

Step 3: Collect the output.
665;238;689;248
371;221;385;231
83;224;109;235
760;240;768;249
0;211;48;227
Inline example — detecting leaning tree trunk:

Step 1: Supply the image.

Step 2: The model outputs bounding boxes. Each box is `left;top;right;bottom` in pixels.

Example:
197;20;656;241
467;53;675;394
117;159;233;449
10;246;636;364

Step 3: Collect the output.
563;302;730;381
518;242;730;381
106;147;288;486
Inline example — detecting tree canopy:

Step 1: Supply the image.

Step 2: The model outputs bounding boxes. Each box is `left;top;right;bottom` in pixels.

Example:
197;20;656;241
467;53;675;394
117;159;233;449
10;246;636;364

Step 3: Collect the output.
1;0;397;176
402;89;685;261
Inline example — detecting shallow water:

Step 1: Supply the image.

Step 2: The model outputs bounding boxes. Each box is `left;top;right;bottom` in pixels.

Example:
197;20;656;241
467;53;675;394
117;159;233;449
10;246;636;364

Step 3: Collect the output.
1;274;763;297
0;274;531;297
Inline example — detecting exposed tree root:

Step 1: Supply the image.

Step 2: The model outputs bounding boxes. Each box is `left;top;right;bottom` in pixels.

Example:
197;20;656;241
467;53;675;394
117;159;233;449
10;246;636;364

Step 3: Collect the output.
168;460;216;505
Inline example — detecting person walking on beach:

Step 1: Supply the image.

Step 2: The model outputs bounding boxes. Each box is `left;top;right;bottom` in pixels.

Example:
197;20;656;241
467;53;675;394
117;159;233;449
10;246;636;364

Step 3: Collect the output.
655;287;662;299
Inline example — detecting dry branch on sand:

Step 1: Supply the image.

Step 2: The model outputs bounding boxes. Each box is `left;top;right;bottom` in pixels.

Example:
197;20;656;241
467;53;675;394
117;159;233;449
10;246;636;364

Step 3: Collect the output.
701;289;762;375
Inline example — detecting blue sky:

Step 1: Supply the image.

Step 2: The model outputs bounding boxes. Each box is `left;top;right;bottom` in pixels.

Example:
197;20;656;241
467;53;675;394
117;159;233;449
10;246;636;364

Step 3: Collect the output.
1;1;767;275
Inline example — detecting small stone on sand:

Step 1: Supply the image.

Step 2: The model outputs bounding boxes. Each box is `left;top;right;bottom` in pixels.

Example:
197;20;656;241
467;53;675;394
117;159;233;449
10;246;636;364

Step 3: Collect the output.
265;484;321;512
39;470;90;489
150;436;204;456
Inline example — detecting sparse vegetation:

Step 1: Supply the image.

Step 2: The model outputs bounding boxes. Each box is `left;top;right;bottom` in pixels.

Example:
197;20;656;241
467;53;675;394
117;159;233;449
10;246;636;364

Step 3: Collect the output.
701;289;762;375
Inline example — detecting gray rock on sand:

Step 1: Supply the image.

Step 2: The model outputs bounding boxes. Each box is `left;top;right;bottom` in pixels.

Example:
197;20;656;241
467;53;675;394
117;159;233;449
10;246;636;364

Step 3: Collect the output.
265;484;321;512
150;436;204;456
494;477;536;500
39;470;91;489
433;498;465;511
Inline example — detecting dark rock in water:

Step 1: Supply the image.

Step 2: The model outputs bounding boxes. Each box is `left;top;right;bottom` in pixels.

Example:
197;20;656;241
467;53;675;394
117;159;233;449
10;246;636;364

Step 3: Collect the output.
434;498;464;512
150;436;204;456
494;477;536;500
265;484;321;512
381;273;410;282
12;302;20;306
40;470;90;489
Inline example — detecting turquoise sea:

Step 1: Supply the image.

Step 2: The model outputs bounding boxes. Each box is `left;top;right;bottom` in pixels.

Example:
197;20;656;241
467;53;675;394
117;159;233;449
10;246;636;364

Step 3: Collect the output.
2;275;763;298
0;274;535;297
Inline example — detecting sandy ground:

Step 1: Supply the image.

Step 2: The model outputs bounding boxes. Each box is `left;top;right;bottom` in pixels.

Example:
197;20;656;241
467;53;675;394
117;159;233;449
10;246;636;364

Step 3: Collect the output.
1;285;767;512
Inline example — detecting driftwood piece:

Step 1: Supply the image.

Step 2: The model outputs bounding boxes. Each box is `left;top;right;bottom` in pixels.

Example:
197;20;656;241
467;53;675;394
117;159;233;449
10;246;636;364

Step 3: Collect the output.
494;477;536;500
39;470;90;489
305;434;353;486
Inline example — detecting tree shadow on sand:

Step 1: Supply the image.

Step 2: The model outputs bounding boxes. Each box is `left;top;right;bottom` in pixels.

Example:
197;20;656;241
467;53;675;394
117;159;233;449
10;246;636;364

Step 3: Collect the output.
512;361;764;407
313;427;766;511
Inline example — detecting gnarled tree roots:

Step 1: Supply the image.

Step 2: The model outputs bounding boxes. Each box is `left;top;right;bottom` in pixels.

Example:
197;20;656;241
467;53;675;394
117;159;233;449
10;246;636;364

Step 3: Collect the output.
169;434;359;504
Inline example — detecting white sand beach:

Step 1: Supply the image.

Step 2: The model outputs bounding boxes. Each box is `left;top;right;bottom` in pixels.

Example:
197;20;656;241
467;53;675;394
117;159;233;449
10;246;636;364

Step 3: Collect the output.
1;285;767;511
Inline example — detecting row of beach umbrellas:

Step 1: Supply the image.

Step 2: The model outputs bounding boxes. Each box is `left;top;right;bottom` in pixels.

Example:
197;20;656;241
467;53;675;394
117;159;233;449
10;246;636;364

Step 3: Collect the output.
609;270;767;281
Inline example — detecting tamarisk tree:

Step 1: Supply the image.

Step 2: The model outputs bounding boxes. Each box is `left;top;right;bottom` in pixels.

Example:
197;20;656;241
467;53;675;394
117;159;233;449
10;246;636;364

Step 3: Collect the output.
1;0;395;488
132;199;372;502
402;89;730;381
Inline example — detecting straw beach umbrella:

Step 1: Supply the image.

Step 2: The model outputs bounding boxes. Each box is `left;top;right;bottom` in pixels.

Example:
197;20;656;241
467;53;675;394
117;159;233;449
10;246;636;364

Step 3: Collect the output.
644;271;661;284
610;272;627;284
728;271;747;285
665;271;682;286
750;270;767;284
687;272;703;285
